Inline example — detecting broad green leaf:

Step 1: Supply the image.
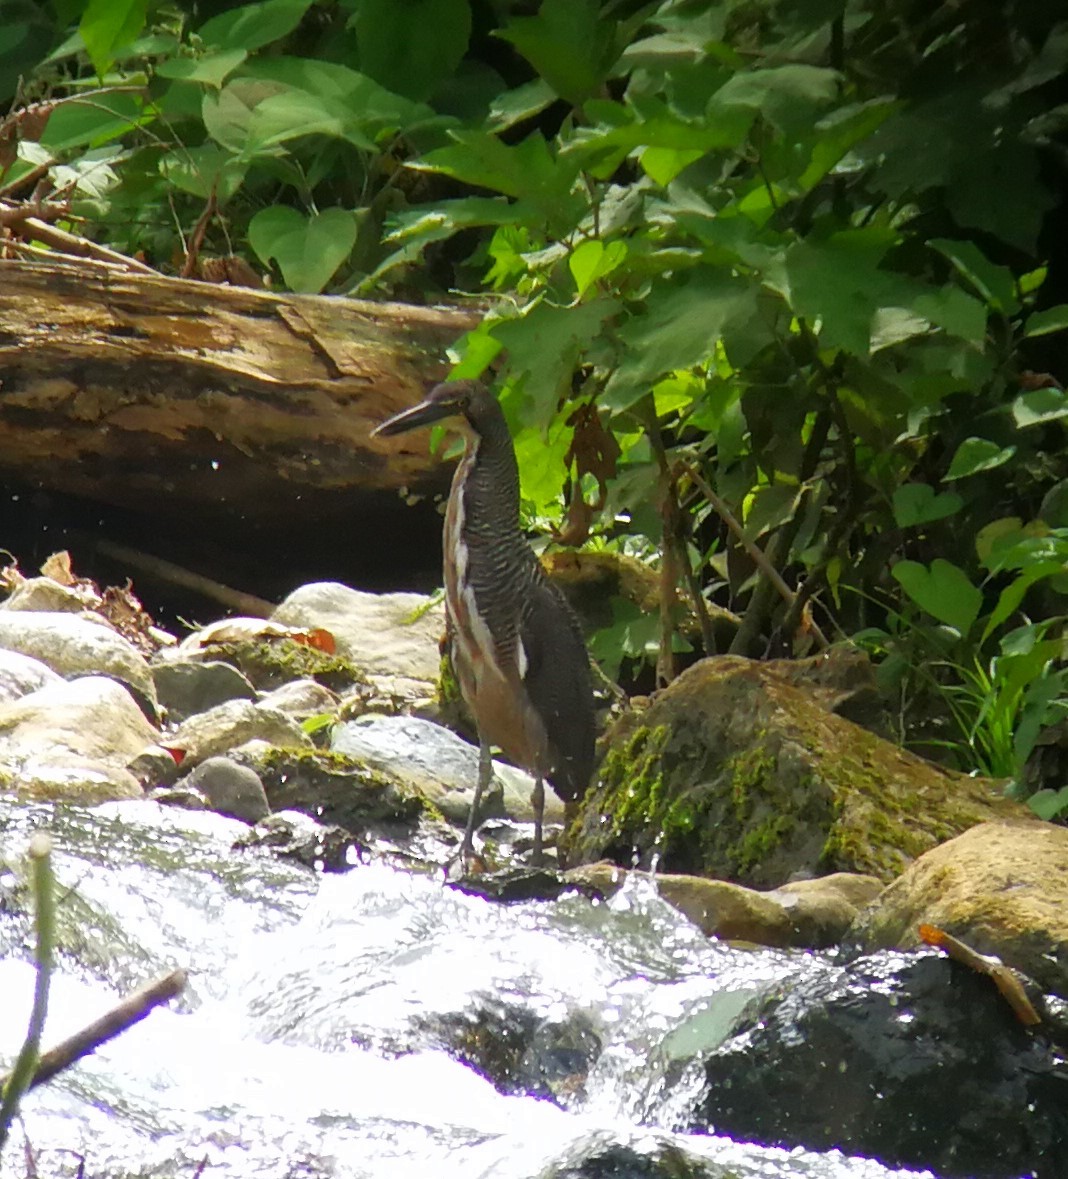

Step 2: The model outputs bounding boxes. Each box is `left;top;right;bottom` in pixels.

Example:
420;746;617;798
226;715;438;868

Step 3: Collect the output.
353;0;471;102
486;79;556;132
1024;305;1068;338
249;90;377;151
870;307;930;352
640;146;704;185
240;57;434;134
1028;787;1068;820
499;0;623;107
156;50;247;88
491;299;617;429
798;99;899;193
605;269;757;411
1013;387;1068;428
945;437;1017;479
982;562;1067;643
929;239;1019;314
160;145;247;201
892;559;982;634
911;286;987;345
775;228;897;355
79;0;147;74
248;206;357;293
568;239;627;300
199;0;315;52
711;64;839;135
201;79;286;152
892;483;963;528
39;91;150;153
744;484;802;540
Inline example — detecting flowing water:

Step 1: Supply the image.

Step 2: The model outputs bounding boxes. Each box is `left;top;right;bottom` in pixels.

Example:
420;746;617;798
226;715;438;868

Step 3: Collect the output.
0;800;934;1178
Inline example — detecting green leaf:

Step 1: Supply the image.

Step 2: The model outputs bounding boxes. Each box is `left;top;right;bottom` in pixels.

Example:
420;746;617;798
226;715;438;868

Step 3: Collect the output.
248;206;357;293
160;145;247;201
711;64;839;135
79;0;147;74
892;559;982;634
1024;305;1068;338
199;0;315;52
1028;787;1068;821
744;484;802;540
605;269;757;411
945;437;1017;480
892;483;963;528
568;239;627;300
1013;387;1068;428
499;0;623;107
929;239;1019;314
981;562;1067;644
353;0;471;102
490;300;616;429
486;79;556;132
155;50;248;88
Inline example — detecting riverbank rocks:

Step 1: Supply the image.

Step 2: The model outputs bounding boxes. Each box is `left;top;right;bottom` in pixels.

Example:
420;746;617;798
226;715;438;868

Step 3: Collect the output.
565;864;883;949
272;581;444;702
0;610;158;716
569;653;1027;886
847;819;1068;997
697;947;1068;1179
0;675;158;800
331;714;564;827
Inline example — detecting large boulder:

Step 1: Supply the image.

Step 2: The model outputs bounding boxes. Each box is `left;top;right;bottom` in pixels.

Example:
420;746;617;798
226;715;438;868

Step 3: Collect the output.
570;654;1026;886
847;819;1068;997
0;675;158;800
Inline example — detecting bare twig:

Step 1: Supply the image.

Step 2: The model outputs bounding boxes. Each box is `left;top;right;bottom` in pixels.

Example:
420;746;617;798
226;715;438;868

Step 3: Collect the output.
87;538;275;618
1;969;187;1096
679;459;828;644
5;214;157;274
0;833;55;1152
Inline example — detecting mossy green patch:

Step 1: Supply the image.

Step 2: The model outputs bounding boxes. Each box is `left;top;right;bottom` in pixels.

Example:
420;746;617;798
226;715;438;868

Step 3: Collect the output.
210;638;369;693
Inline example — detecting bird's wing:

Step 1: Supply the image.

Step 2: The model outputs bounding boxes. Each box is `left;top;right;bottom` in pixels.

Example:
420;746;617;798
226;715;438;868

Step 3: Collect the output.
519;579;596;801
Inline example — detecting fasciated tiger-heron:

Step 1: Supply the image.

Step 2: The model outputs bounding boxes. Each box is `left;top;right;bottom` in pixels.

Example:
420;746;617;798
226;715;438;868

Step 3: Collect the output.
373;380;595;865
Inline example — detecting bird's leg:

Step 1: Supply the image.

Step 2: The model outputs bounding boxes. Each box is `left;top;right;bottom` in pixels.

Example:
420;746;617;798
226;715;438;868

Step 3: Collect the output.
530;774;545;866
460;739;493;862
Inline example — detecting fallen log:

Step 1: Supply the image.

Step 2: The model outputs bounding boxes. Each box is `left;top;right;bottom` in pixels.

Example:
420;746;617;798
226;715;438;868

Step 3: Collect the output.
0;256;479;523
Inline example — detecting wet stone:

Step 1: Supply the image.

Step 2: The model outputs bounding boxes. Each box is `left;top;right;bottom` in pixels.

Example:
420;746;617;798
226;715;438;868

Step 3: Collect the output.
182;756;270;824
153;659;257;725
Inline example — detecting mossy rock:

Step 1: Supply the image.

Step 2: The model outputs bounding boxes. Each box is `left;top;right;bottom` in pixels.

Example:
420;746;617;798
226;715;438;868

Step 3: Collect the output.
202;637;370;693
568;654;1029;887
235;744;435;834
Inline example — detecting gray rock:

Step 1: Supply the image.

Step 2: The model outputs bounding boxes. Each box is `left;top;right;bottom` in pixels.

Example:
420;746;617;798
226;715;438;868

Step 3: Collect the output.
126;743;182;789
0;610;158;715
168;699;312;768
0;577;87;613
182;756;270;824
0;648;62;704
0;675;159;801
330;715;564;826
272;582;444;695
257;677;339;719
153;659;257;724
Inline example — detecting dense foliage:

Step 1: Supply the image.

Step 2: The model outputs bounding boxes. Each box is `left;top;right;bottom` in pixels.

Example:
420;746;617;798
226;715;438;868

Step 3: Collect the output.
4;0;1068;811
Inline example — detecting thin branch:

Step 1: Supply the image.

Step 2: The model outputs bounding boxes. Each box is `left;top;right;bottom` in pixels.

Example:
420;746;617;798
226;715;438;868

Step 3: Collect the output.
0;833;56;1153
1;970;187;1096
6;214;158;274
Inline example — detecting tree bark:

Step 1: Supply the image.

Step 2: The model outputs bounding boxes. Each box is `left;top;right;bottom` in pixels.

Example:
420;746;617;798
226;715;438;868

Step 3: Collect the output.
0;257;480;523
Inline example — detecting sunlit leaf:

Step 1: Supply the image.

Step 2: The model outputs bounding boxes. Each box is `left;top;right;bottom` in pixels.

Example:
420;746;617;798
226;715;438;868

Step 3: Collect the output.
892;559;982;633
1024;305;1068;338
248;206;357;292
945;437;1016;479
892;484;963;528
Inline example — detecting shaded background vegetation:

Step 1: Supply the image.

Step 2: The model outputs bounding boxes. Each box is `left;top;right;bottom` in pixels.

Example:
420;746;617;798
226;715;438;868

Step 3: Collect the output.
3;0;1068;811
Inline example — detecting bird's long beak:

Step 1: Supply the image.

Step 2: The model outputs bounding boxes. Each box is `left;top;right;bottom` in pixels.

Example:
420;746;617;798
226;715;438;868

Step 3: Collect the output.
372;395;457;438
